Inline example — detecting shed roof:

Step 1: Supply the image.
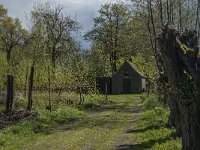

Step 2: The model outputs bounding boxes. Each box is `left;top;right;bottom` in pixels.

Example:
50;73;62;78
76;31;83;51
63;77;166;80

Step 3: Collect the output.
112;60;145;78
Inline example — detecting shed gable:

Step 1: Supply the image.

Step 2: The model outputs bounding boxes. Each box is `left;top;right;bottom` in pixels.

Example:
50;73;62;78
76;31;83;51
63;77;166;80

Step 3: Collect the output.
112;61;145;94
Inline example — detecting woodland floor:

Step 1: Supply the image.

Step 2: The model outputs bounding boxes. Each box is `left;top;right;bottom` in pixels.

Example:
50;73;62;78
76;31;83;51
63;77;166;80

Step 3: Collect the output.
0;94;181;150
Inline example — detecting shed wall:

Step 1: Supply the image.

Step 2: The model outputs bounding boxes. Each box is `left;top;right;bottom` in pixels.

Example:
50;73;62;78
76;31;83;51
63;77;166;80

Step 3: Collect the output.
112;62;143;94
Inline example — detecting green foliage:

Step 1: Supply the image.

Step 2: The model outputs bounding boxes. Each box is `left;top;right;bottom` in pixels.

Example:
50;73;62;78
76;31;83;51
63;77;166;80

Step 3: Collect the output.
85;1;131;74
0;14;28;65
31;2;79;68
0;52;7;90
141;95;161;110
139;95;169;126
140;108;169;127
51;107;85;123
44;106;85;124
0;5;7;18
82;94;109;109
132;54;158;92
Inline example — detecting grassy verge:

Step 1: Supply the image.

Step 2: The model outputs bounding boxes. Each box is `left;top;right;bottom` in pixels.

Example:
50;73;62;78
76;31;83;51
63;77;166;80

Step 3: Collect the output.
131;95;181;150
0;105;86;149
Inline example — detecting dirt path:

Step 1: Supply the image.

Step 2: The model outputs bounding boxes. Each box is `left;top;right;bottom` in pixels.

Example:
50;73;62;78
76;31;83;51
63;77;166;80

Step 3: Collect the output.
22;95;143;150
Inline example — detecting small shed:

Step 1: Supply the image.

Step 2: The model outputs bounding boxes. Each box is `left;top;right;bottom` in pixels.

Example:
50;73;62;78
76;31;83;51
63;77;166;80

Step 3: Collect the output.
112;61;146;94
96;77;112;94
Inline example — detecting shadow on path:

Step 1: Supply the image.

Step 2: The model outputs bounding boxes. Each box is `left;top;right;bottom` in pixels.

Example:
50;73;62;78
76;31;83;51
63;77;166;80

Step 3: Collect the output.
126;124;167;134
115;132;176;150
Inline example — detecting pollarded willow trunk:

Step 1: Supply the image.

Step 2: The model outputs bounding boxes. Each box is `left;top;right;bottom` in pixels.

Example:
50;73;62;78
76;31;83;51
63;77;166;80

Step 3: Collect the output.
158;23;200;150
166;92;182;137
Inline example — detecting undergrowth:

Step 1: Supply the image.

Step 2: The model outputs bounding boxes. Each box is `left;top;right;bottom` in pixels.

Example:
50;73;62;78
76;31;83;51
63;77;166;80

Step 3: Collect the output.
0;104;86;148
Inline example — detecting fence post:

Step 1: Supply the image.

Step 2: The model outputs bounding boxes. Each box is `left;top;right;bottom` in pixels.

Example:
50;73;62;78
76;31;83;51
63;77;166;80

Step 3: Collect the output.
6;74;14;113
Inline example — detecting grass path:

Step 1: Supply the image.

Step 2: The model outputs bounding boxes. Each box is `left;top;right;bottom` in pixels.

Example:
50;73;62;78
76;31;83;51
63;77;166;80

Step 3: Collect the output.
20;95;142;150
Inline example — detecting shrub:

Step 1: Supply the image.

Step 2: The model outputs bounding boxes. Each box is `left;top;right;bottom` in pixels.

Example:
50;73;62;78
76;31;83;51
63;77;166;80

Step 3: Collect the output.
36;106;85;124
85;94;108;104
141;95;161;110
50;106;85;123
140;108;169;127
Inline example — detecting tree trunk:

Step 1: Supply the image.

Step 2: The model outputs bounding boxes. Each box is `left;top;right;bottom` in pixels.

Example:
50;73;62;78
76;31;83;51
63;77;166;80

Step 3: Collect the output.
167;92;182;137
78;86;84;105
6;75;14;114
52;48;56;69
7;50;11;65
111;51;117;75
105;82;108;101
158;0;164;26
166;0;170;22
158;23;200;150
24;66;29;98
48;65;52;112
27;64;34;111
179;0;182;31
